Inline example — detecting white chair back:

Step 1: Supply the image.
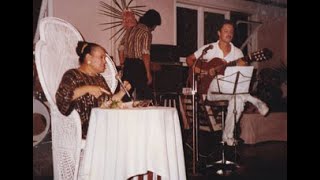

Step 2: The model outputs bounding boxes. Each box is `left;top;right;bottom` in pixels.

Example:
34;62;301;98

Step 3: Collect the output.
103;53;118;93
36;17;82;107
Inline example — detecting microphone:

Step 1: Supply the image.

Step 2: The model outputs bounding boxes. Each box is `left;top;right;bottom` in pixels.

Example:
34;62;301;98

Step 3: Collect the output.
203;44;213;53
197;44;213;62
115;75;134;101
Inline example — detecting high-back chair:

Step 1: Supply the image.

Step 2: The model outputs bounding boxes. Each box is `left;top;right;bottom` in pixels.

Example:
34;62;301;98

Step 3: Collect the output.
35;17;117;180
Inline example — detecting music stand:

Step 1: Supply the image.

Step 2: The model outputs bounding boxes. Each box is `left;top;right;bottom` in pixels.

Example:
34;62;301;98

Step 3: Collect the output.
206;66;254;175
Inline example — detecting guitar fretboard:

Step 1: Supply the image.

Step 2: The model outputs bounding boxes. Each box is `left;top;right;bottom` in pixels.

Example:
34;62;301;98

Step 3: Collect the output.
227;60;238;67
226;54;252;67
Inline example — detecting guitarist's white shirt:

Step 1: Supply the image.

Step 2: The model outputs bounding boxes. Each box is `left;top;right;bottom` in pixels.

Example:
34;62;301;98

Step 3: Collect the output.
194;41;244;63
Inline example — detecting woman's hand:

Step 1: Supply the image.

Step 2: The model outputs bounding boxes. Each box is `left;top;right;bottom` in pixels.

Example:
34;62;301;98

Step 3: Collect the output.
87;86;111;98
73;85;111;100
122;80;132;92
99;87;112;96
113;80;132;101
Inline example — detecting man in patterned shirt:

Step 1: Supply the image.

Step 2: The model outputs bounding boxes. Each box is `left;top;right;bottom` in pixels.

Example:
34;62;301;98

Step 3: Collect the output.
118;9;161;101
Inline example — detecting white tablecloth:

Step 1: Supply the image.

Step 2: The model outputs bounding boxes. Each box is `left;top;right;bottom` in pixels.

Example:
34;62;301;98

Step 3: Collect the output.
78;106;186;180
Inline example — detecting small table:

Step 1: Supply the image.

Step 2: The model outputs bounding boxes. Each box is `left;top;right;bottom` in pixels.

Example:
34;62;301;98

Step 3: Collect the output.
78;106;187;180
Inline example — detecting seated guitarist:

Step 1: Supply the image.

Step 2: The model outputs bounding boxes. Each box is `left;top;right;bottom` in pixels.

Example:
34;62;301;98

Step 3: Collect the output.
186;20;269;146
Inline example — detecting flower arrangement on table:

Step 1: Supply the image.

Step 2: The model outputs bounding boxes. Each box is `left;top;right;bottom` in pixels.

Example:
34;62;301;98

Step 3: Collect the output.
101;99;124;109
100;99;152;109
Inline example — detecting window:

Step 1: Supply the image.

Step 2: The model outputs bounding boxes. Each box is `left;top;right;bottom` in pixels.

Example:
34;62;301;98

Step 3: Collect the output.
176;3;249;57
176;6;198;57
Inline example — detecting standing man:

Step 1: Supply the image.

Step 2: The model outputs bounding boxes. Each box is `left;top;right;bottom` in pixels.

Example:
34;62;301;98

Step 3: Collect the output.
118;9;161;101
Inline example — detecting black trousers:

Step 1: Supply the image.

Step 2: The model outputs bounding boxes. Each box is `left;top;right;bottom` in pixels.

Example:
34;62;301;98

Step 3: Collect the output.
122;58;153;101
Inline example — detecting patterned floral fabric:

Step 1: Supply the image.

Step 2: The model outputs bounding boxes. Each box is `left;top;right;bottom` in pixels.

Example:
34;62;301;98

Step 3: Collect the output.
56;69;111;139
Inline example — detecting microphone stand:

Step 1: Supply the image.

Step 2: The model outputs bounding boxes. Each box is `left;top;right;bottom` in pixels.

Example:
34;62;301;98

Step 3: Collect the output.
191;48;208;175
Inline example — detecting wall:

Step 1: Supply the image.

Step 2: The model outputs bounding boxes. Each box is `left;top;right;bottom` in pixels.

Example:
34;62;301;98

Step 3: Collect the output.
53;0;174;65
135;0;175;45
256;9;287;69
52;0;286;66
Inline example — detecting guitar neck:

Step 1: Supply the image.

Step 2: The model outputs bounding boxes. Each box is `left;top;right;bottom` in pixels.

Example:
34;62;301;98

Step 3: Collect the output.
226;60;238;67
226;54;251;67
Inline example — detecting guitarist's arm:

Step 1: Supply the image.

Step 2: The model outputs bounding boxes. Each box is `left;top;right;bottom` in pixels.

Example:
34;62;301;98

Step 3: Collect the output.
237;58;248;66
186;54;202;74
186;54;196;67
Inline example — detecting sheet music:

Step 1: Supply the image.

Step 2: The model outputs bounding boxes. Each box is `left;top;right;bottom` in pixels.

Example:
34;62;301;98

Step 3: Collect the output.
209;66;254;94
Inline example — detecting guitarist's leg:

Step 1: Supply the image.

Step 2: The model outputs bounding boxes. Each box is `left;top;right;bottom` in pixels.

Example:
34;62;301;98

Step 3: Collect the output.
240;94;269;116
223;96;245;146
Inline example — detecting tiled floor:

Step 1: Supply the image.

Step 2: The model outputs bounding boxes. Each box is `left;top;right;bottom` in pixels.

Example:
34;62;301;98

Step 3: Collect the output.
33;128;287;180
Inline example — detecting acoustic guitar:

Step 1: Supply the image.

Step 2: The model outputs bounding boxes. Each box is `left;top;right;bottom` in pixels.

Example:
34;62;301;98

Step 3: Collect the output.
187;48;273;94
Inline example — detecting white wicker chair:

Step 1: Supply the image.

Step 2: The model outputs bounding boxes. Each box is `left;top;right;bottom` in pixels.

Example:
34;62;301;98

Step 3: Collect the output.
35;17;118;180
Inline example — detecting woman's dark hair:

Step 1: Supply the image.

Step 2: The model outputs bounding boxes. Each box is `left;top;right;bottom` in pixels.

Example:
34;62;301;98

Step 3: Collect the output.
138;9;161;28
218;19;235;31
76;41;101;64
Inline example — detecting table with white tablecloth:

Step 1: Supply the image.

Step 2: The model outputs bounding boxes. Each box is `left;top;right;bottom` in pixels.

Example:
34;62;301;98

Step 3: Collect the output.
78;106;186;180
